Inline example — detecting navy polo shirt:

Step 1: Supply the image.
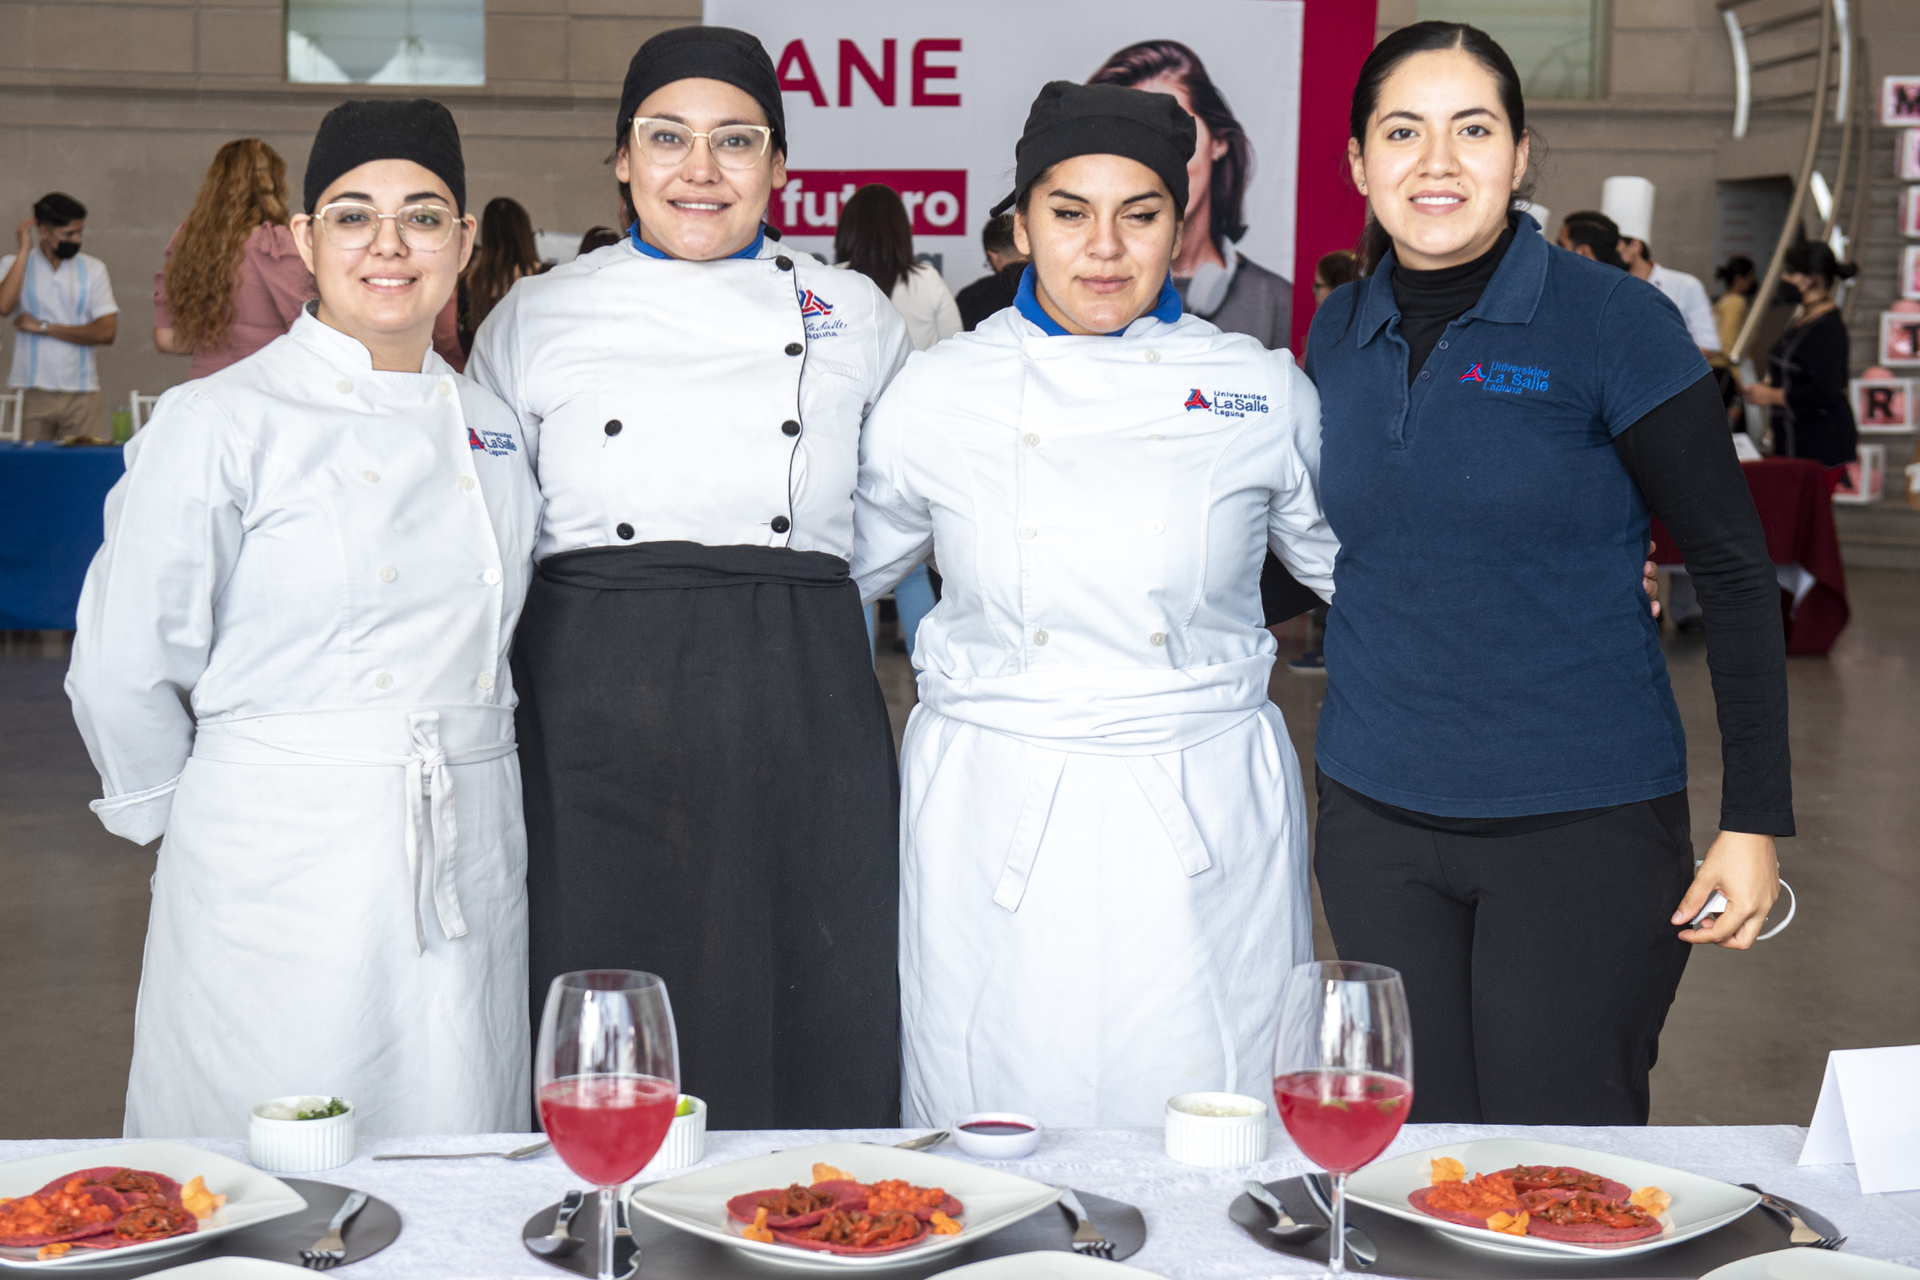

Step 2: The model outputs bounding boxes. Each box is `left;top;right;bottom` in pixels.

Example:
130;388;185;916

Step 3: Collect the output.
1305;219;1711;817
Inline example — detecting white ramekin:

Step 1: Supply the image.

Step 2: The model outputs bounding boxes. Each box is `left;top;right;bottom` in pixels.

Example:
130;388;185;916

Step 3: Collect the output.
639;1094;706;1174
249;1096;357;1172
951;1112;1044;1160
1164;1091;1269;1167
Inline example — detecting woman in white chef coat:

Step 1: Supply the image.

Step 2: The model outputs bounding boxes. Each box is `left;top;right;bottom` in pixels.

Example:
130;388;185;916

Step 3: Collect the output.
853;82;1338;1128
67;99;540;1138
468;28;912;1128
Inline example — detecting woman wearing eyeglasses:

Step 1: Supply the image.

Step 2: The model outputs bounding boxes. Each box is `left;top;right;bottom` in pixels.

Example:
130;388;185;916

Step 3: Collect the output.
468;28;912;1129
67;99;541;1137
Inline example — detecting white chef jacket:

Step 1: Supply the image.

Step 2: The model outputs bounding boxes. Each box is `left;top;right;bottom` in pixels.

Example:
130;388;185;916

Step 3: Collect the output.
1649;263;1720;353
2;249;118;391
470;230;912;563
852;283;1338;1127
66;308;542;1138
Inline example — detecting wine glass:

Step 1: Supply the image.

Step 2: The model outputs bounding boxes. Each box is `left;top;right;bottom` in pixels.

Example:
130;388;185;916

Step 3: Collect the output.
1272;960;1413;1276
536;970;680;1280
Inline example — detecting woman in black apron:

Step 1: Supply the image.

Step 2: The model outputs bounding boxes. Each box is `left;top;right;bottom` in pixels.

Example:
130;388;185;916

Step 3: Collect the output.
469;27;913;1128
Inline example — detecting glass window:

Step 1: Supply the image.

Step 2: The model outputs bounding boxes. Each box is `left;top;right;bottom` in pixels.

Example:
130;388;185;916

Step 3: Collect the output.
287;0;485;86
1414;0;1602;100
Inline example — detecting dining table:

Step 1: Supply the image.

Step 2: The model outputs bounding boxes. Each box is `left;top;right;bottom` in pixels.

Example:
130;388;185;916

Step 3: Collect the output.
4;1123;1918;1278
0;442;123;630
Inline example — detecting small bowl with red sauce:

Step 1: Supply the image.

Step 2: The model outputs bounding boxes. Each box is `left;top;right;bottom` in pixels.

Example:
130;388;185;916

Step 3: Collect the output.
951;1113;1043;1160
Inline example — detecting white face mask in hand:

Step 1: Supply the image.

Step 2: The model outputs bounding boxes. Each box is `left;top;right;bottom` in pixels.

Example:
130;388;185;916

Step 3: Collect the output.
1689;864;1796;940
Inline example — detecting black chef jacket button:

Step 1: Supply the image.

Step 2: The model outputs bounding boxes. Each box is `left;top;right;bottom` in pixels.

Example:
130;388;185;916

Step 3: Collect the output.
604;419;622;436
775;256;793;271
784;342;804;356
616;523;634;540
771;515;791;534
781;419;800;437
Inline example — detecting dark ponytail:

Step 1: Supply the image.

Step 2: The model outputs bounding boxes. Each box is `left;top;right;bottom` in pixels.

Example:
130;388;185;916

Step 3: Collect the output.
1348;22;1533;276
1782;239;1858;288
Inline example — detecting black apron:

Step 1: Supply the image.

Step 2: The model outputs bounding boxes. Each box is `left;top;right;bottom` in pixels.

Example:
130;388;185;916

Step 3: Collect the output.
514;541;901;1128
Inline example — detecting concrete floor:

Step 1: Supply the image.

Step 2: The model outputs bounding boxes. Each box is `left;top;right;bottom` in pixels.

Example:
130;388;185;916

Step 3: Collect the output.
2;573;1915;1137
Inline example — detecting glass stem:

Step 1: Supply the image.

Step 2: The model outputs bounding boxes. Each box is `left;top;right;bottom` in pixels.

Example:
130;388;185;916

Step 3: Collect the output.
1328;1171;1349;1275
598;1184;617;1280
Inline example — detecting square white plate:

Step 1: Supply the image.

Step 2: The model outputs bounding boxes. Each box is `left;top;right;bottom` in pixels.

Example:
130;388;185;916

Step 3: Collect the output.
939;1254;1167;1278
0;1142;307;1271
628;1140;1061;1271
1343;1137;1760;1259
1701;1251;1920;1280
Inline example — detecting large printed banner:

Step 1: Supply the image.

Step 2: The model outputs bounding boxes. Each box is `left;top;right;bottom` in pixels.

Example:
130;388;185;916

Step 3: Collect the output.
704;0;1304;301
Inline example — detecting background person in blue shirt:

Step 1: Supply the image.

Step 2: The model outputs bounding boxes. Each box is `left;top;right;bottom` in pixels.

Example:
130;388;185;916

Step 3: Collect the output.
1306;22;1793;1125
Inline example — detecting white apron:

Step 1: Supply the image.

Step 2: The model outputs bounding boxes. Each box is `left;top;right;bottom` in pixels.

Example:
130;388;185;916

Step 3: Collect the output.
67;311;540;1137
852;295;1339;1128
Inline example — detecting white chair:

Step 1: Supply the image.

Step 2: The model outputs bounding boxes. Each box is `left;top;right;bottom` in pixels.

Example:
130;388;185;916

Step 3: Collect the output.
0;388;22;442
129;391;160;434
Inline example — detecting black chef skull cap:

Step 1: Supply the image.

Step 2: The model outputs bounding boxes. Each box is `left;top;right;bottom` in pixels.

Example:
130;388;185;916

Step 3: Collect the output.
617;26;786;154
991;80;1195;218
304;98;466;214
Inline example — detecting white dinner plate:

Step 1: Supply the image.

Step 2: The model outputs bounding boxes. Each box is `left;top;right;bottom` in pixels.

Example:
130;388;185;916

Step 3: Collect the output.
1342;1137;1760;1259
146;1260;314;1278
939;1253;1167;1278
1701;1250;1920;1279
628;1140;1061;1271
0;1142;307;1272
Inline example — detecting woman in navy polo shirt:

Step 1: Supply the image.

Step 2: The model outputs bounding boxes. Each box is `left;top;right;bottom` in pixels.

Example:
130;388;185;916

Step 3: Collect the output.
1306;22;1792;1124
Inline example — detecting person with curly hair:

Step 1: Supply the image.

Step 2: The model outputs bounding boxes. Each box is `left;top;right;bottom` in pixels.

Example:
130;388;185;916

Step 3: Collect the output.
153;139;313;380
457;196;544;356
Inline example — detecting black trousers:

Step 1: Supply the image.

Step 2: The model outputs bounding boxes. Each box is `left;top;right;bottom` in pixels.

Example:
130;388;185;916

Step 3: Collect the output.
514;542;901;1129
1313;778;1694;1125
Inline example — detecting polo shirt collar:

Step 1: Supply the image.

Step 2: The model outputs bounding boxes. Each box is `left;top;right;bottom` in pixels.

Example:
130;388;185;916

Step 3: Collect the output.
628;223;767;261
1013;264;1183;337
1353;212;1549;347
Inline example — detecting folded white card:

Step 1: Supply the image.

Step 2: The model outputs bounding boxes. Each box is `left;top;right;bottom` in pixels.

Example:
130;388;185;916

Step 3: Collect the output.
1799;1045;1920;1193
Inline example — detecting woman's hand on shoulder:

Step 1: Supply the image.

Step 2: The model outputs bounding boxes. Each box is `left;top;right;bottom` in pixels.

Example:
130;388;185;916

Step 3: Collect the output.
1672;830;1780;949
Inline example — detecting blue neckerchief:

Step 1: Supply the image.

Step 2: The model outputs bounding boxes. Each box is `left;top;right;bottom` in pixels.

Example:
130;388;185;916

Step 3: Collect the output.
1012;265;1184;336
628;223;767;261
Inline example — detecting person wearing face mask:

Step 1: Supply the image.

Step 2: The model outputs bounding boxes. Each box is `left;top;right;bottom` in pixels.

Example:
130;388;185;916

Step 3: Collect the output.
469;27;912;1129
1741;242;1858;472
853;81;1338;1128
0;193;119;441
66;99;540;1138
1308;23;1793;1125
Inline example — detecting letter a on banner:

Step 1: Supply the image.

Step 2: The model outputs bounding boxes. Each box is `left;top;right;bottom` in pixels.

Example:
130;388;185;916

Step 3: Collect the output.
777;39;827;107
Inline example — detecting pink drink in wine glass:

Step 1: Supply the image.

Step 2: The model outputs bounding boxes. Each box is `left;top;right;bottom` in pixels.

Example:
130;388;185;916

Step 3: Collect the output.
1273;1069;1412;1174
538;1074;679;1187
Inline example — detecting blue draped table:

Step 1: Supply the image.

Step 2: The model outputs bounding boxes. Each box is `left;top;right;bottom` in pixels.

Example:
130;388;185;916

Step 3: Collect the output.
0;442;124;630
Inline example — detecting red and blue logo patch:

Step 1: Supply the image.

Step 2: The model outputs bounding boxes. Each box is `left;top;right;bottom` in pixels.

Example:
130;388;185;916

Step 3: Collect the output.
1459;362;1486;383
1184;388;1212;412
468;426;487;450
799;290;833;318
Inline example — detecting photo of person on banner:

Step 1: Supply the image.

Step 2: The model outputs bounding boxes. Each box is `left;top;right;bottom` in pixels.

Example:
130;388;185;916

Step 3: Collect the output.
1089;40;1292;351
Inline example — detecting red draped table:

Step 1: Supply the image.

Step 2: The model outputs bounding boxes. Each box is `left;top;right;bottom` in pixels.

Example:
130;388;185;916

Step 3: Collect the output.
1651;456;1849;656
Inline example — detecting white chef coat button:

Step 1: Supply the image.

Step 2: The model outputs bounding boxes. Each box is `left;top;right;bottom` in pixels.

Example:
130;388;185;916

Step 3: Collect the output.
335;379;352;395
374;672;393;690
1144;350;1160;364
458;476;476;491
477;672;495;690
1018;526;1036;540
437;380;452;397
1024;433;1040;447
362;470;379;483
483;568;501;585
378;565;396;583
1148;520;1164;535
1150;631;1167;646
1148;433;1165;442
1033;630;1049;646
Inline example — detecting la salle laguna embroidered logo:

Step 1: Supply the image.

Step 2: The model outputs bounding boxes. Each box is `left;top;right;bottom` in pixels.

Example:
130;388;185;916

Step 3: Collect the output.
469;427;518;457
1184;387;1269;418
1462;359;1550;395
798;288;846;339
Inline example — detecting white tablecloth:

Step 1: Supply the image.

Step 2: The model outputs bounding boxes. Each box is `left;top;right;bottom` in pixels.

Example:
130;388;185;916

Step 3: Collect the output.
5;1125;1918;1279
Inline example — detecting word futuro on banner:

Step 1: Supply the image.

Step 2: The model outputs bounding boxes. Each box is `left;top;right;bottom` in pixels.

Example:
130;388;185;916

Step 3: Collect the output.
772;170;968;238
